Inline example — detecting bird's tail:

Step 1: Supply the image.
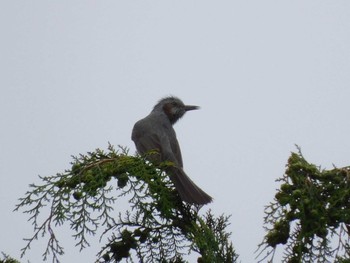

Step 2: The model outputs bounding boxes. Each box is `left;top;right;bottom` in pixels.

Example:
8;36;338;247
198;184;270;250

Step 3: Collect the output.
169;167;212;205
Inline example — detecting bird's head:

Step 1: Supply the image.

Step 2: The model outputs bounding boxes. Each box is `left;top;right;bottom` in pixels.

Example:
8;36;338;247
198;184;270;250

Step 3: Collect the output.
153;96;199;124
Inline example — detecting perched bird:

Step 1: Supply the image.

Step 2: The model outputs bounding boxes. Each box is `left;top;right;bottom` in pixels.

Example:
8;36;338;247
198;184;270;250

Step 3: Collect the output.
131;96;212;205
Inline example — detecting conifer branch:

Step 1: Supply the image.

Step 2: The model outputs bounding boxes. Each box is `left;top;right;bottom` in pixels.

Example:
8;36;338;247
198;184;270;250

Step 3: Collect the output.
15;144;237;263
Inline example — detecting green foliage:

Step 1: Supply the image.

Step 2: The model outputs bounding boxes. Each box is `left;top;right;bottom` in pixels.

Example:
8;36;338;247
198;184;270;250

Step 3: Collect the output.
0;253;20;263
15;144;237;263
257;147;350;262
192;212;237;263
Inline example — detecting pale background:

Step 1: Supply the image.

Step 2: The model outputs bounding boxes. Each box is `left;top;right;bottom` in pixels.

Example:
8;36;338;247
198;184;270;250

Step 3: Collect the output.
1;1;350;262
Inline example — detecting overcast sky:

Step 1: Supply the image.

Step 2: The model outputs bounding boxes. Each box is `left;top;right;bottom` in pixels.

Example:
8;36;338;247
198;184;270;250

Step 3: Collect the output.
1;1;350;262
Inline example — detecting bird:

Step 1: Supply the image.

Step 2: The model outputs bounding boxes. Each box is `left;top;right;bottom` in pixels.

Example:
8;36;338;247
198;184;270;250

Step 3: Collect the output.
131;96;212;205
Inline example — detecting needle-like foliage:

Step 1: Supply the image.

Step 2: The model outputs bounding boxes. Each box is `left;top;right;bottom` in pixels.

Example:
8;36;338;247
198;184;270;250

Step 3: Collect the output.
257;147;350;262
15;144;237;263
0;253;20;263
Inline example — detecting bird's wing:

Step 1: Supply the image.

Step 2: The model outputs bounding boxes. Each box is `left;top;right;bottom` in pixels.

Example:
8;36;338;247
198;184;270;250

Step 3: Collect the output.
133;132;163;164
132;117;183;167
158;132;183;167
133;132;183;168
169;135;183;168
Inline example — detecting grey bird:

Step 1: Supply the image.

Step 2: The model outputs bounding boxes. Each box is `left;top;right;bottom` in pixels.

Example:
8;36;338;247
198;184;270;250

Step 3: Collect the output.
131;96;212;205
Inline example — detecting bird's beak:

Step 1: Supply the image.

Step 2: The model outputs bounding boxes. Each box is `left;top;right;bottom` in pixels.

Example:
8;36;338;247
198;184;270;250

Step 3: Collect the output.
185;105;200;111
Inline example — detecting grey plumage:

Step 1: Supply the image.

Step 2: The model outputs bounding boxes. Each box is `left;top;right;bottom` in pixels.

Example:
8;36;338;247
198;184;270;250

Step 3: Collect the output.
131;96;212;205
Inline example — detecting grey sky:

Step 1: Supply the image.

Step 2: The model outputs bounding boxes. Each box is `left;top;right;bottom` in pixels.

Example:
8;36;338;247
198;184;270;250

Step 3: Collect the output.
1;1;350;262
